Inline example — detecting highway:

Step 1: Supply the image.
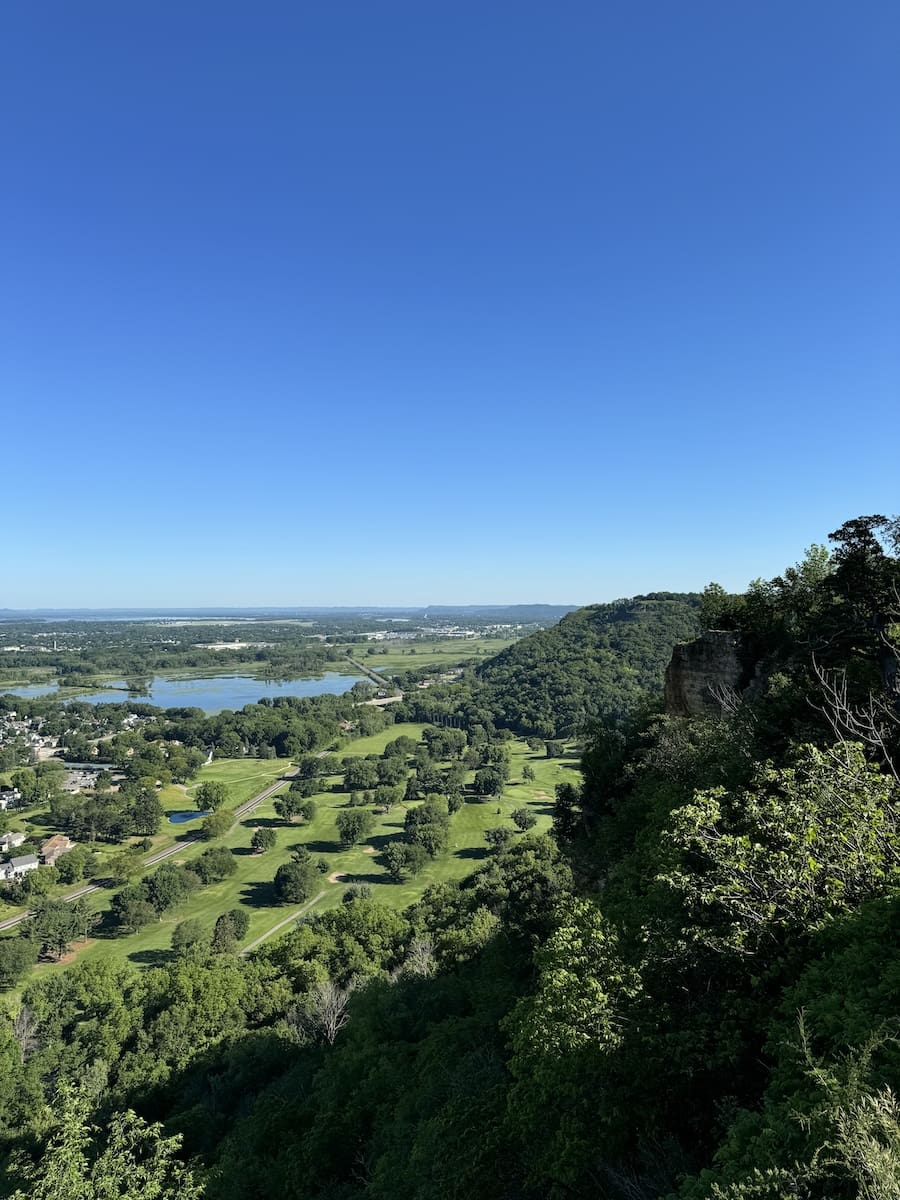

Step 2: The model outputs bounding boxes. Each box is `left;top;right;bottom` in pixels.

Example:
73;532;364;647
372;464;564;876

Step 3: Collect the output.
0;768;297;934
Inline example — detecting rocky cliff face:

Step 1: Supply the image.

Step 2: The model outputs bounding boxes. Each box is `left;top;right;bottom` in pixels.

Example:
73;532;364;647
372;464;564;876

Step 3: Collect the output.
664;630;745;717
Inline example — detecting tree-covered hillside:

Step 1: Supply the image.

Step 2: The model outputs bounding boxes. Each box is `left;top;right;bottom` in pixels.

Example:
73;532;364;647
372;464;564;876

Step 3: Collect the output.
468;593;701;737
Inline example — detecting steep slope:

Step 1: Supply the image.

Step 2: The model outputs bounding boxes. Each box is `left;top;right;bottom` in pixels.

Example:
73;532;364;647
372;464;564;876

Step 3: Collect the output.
470;592;701;737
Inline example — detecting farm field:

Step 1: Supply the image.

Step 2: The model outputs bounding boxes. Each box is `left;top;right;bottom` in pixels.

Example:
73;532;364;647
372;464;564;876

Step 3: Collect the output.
342;637;517;674
16;723;576;980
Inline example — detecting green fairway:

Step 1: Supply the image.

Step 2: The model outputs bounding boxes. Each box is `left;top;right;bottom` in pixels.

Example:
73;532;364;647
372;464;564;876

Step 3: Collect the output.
14;723;576;979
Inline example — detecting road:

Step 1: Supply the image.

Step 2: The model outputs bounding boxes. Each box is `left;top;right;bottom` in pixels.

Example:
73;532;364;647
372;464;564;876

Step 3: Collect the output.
345;655;398;692
0;768;298;934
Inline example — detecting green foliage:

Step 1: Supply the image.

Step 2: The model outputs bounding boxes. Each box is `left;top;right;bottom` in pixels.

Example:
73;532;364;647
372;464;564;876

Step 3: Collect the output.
335;807;375;849
171;919;207;957
273;856;319;904
2;518;899;1200
195;780;229;811
511;806;537;832
403;797;451;856
201;808;234;840
211;909;250;954
29;897;81;960
485;825;514;851
0;936;39;989
465;593;701;737
8;1084;203;1199
250;826;276;852
660;743;899;954
382;840;428;881
195;846;237;884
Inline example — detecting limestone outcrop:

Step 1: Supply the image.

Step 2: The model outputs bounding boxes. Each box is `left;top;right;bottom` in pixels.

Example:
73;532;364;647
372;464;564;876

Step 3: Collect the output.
664;630;745;717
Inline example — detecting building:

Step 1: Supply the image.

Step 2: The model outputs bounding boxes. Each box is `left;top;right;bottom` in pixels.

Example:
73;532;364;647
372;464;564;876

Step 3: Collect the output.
0;786;22;810
0;831;26;853
0;854;39;883
40;834;75;866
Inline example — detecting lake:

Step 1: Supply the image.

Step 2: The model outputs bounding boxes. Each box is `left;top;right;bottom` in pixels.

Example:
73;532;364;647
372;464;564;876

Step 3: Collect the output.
1;672;361;713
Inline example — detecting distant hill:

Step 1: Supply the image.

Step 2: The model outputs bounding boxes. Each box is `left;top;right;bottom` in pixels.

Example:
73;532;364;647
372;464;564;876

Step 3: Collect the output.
470;593;701;737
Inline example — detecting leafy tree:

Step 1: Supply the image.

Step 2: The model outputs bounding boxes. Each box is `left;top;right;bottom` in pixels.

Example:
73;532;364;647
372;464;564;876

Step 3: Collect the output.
194;846;237;884
383;735;418;758
382;841;427;881
171;919;207;957
29;897;80;960
19;866;55;897
335;808;374;849
55;845;90;884
251;826;276;853
227;907;250;939
660;743;900;954
342;883;373;903
288;775;319;798
342;759;379;791
511;807;537;832
404;798;451;857
8;1084;203;1200
201;808;234;840
375;756;407;786
485;825;514;851
273;793;302;821
194;780;229;811
110;887;156;933
144;864;199;914
522;764;536;782
125;782;164;840
0;938;38;989
211;909;250;954
106;849;143;886
274;857;319;904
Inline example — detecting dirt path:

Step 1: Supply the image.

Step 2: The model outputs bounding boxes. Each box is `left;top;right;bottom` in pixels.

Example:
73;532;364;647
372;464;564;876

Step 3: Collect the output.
239;890;326;956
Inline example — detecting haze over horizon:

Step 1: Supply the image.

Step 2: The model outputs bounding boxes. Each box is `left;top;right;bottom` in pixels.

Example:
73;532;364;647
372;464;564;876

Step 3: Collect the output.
3;2;898;607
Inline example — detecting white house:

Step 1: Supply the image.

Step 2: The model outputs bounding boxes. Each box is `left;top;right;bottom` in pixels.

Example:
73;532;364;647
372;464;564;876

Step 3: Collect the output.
0;854;39;883
0;787;22;811
0;831;26;853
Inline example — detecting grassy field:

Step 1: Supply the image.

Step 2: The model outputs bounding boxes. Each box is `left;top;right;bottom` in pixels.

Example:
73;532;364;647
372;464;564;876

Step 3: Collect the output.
15;723;578;980
341;637;517;674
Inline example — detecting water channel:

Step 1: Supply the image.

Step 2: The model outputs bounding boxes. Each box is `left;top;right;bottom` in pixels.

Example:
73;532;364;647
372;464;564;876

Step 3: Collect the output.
1;671;361;714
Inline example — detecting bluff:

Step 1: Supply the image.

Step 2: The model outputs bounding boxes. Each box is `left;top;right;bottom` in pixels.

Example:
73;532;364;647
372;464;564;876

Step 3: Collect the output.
469;593;701;736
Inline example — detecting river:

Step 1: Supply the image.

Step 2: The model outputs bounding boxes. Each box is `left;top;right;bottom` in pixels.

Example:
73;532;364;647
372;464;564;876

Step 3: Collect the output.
1;671;361;713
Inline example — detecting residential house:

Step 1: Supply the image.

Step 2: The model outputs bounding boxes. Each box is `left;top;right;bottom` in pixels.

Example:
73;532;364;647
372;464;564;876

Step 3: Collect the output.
0;831;26;853
0;786;22;810
40;834;75;866
0;854;39;883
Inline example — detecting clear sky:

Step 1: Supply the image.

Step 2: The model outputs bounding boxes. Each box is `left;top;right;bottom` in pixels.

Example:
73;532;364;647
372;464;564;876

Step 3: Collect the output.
2;2;898;607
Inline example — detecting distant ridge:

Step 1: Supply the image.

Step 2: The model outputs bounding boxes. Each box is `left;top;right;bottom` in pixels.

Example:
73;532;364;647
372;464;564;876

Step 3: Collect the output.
0;604;577;623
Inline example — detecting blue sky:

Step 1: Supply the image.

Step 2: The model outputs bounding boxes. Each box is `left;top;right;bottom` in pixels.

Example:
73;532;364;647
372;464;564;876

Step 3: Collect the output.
2;2;898;606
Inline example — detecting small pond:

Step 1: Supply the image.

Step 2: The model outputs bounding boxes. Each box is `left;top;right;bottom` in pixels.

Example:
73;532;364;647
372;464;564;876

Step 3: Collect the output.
169;810;209;824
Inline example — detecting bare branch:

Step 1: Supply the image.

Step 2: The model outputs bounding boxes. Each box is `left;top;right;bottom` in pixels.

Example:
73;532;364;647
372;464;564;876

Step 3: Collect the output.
811;657;900;784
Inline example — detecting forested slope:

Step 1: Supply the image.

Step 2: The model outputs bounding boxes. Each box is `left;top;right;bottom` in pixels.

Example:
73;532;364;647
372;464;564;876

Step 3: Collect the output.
467;592;701;736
